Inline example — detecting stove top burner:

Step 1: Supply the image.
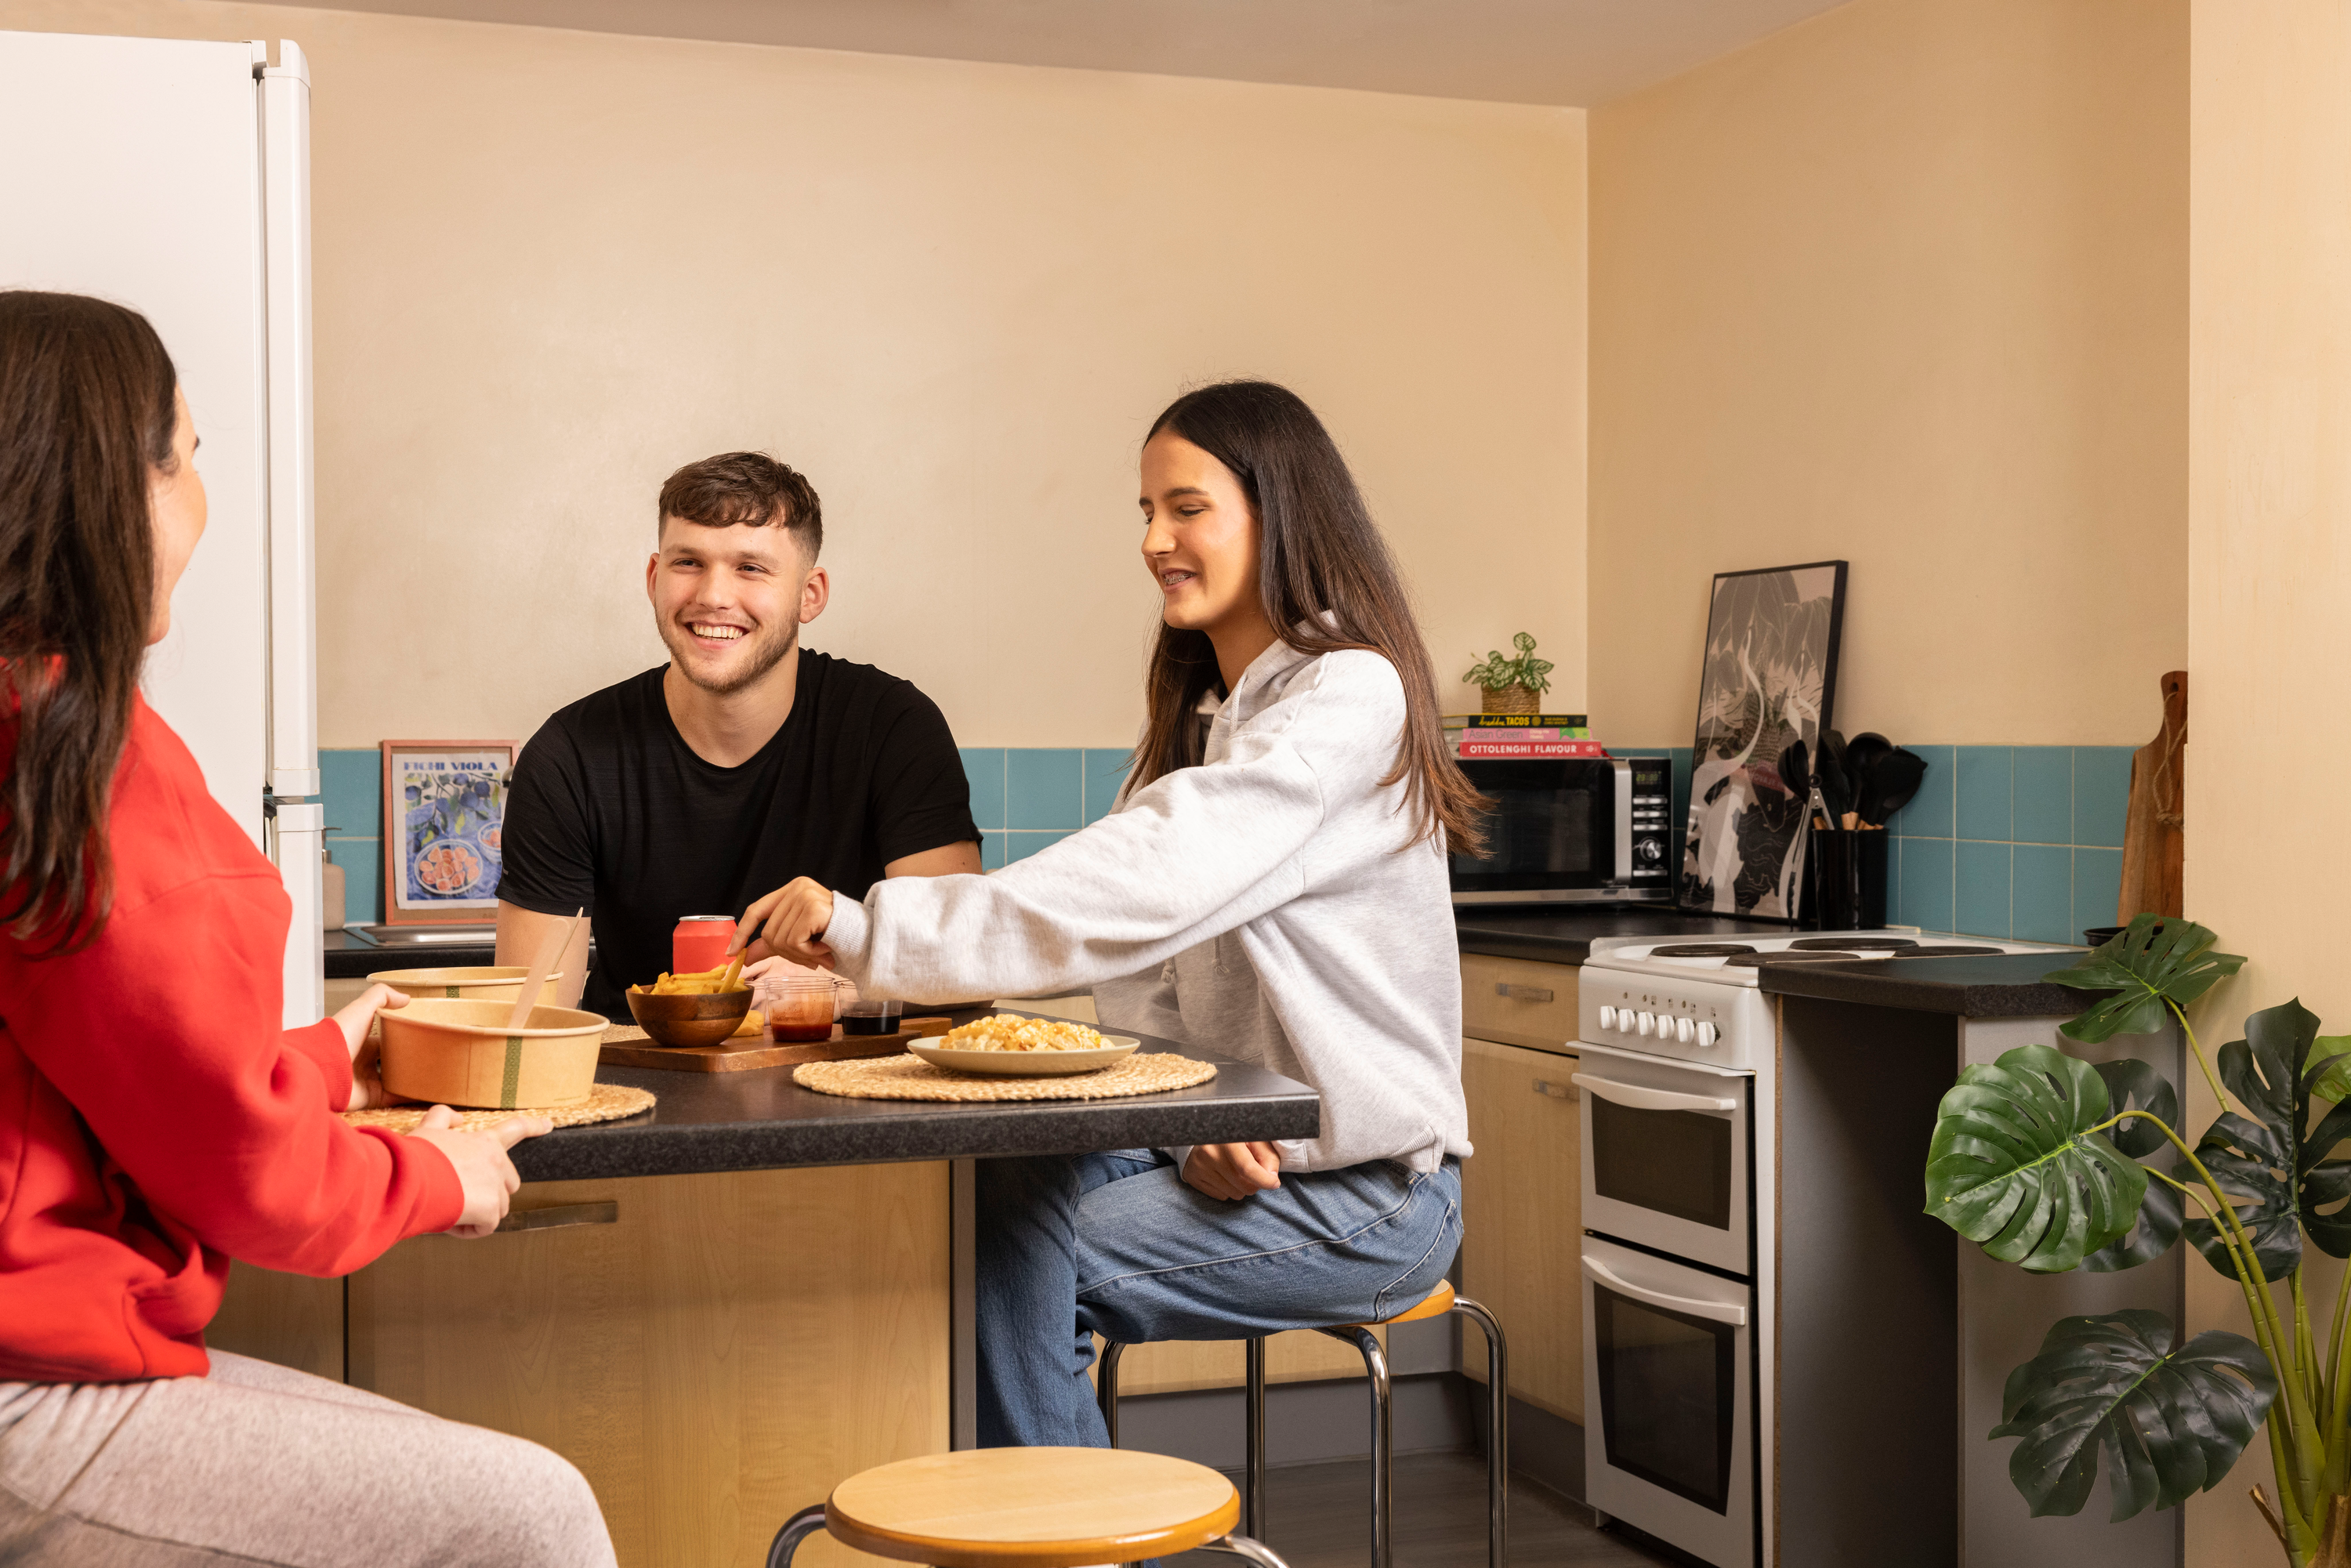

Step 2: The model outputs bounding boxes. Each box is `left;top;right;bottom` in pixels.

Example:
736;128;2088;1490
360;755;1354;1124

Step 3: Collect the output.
1788;937;1918;951
1646;943;1762;958
1722;951;1866;967
1896;944;2006;957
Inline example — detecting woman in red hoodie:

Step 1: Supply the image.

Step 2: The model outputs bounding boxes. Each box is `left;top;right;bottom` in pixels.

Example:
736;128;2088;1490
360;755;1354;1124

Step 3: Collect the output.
0;292;616;1566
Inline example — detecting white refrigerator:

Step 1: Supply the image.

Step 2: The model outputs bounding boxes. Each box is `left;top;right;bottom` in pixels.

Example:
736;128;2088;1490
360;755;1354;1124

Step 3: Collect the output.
0;29;325;1025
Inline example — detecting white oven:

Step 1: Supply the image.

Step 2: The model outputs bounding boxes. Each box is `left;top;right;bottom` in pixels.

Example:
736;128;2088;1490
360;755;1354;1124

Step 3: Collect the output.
1582;1234;1755;1567
1575;1039;1752;1277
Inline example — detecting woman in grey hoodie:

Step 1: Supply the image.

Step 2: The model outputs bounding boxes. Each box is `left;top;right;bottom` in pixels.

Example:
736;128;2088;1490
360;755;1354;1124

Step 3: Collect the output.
740;380;1483;1448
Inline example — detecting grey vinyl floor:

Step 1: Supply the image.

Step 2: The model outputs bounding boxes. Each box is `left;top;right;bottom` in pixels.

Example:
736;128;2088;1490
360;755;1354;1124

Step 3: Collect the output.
1165;1452;1690;1568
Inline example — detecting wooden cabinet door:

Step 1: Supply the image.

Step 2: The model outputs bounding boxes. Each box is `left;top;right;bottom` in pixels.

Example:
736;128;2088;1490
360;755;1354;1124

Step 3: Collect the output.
347;1164;949;1568
1459;1036;1582;1423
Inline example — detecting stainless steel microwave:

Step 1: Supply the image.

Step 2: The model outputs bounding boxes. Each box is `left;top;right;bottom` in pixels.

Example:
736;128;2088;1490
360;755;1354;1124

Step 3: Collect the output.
1448;754;1674;904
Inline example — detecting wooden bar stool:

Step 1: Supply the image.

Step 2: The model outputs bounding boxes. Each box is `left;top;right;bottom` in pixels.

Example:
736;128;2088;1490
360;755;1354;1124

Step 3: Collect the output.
1096;1281;1507;1568
765;1447;1293;1568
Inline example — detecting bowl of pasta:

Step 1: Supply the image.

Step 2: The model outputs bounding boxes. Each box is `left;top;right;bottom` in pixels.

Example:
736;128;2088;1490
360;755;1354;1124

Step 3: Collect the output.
625;964;757;1048
907;1015;1140;1077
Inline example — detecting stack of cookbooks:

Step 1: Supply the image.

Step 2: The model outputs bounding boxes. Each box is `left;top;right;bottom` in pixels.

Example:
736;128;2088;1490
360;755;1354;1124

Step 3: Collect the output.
1445;714;1608;759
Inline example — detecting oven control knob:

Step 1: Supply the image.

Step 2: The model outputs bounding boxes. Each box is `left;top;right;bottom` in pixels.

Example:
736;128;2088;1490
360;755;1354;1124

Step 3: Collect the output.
1675;1016;1696;1044
1599;1005;1617;1031
1636;1012;1656;1037
1697;1022;1719;1048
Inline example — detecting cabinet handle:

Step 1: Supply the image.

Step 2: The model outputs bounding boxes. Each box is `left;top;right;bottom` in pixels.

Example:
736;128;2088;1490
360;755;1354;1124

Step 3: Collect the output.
1532;1078;1578;1101
1494;983;1555;1003
492;1200;618;1233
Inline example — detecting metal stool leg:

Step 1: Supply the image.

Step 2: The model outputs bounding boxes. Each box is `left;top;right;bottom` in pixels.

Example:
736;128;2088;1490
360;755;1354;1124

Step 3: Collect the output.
1318;1324;1391;1568
1098;1339;1127;1448
1452;1295;1509;1568
1244;1335;1268;1539
764;1503;828;1568
1200;1532;1296;1568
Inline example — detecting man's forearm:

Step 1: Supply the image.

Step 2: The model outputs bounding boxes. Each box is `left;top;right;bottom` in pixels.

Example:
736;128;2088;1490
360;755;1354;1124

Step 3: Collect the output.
494;900;592;1009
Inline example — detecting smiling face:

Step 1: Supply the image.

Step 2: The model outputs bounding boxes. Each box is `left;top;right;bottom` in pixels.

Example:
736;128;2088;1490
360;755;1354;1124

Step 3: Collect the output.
147;387;205;645
1139;431;1267;639
646;517;828;695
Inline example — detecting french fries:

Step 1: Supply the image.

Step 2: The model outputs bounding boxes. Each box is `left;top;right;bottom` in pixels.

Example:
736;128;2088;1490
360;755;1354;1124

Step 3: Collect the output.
630;962;752;997
939;1016;1108;1053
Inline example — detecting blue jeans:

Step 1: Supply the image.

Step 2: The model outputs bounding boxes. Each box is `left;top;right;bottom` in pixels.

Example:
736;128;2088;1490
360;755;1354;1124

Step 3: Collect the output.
975;1149;1464;1448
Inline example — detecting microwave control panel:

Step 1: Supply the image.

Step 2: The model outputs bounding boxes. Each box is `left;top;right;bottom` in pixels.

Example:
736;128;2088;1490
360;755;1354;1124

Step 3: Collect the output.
1625;757;1673;885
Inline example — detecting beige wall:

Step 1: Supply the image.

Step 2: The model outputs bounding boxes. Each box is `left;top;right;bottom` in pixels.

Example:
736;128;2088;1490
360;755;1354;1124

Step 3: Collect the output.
3;0;1588;748
1587;0;2186;747
2184;2;2351;1562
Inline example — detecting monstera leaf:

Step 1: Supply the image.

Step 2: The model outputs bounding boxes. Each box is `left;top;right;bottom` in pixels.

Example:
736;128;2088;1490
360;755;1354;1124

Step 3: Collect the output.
2080;1059;2184;1273
1926;1046;2148;1273
1991;1310;2276;1521
2186;1112;2301;1281
2172;1000;2351;1276
2044;916;2246;1045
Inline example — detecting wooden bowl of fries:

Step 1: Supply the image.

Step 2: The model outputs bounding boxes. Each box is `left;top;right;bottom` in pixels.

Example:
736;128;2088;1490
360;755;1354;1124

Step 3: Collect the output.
626;965;755;1048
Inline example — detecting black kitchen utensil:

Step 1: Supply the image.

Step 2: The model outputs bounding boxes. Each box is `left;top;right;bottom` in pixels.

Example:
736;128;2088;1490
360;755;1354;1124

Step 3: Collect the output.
1860;746;1928;827
1778;737;1809;808
1815;730;1850;823
1842;732;1892;814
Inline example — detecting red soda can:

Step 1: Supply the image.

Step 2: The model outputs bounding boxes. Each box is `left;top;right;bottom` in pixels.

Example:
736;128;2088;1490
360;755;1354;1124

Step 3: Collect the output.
672;914;735;976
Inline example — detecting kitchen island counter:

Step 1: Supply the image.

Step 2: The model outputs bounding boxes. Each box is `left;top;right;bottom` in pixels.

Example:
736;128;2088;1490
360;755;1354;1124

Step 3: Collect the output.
512;1027;1320;1182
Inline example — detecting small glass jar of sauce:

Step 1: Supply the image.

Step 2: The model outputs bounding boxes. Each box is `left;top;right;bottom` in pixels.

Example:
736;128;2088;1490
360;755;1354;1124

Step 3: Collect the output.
766;972;835;1042
672;914;736;976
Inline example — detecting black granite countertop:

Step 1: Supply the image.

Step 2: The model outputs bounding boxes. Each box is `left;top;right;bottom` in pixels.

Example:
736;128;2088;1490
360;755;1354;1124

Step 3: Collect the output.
1757;951;2098;1017
1453;904;1790;965
505;1019;1319;1182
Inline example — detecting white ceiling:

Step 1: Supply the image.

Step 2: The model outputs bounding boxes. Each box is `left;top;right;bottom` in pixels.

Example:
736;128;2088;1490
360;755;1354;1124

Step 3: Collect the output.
245;0;1853;107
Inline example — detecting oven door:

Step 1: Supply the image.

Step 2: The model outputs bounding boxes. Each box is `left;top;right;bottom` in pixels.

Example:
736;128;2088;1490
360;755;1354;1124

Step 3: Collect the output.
1577;1041;1751;1276
1583;1235;1755;1568
1448;756;1625;900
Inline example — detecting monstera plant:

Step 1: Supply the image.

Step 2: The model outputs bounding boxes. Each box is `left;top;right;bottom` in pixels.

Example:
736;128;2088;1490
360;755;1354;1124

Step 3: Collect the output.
1925;914;2351;1566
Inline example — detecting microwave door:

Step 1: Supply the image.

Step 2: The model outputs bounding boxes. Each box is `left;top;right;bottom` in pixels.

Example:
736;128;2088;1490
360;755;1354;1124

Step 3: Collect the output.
1450;757;1620;898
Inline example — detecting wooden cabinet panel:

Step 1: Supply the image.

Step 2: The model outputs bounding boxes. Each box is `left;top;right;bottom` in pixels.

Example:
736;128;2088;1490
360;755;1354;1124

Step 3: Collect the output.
1460;1035;1581;1423
211;1262;345;1382
1459;954;1580;1052
348;1164;949;1568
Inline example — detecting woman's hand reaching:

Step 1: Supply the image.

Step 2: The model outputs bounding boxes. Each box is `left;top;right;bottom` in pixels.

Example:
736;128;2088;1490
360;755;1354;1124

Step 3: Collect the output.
734;877;837;969
1183;1142;1284;1201
404;1106;552;1237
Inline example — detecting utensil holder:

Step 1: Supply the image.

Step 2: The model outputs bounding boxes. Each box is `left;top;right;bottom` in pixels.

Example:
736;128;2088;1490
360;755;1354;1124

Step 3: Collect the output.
1806;827;1889;929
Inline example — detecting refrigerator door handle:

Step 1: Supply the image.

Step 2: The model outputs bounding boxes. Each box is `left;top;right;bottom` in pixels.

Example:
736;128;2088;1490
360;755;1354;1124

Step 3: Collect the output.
1571;1072;1737;1115
1581;1255;1748;1327
260;42;317;800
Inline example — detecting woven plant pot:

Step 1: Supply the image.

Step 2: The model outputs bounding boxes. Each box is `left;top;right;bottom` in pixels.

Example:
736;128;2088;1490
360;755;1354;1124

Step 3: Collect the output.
1482;684;1542;715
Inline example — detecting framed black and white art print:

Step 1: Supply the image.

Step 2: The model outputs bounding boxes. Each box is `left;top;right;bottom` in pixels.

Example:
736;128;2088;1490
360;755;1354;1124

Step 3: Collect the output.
1677;561;1847;919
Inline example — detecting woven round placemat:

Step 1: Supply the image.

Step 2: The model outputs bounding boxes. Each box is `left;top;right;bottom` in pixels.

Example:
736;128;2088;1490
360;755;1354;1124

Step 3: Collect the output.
339;1082;656;1132
793;1052;1216;1102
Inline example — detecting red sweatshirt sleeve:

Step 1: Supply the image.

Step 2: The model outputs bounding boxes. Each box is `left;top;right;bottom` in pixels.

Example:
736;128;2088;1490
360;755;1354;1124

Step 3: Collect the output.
11;873;465;1276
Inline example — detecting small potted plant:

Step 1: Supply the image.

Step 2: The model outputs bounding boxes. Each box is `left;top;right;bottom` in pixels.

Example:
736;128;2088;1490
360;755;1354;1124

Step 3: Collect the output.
1463;632;1555;715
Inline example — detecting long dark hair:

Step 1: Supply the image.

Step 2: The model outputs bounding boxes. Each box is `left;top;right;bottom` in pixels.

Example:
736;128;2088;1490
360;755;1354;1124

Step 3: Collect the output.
0;292;179;953
1133;380;1485;853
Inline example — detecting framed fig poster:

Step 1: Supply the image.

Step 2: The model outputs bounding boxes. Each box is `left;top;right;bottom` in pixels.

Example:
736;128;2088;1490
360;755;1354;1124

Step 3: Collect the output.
379;740;518;926
1678;562;1846;920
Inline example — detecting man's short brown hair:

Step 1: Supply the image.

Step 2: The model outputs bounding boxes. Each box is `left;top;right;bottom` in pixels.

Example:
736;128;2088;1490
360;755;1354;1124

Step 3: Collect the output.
657;451;822;559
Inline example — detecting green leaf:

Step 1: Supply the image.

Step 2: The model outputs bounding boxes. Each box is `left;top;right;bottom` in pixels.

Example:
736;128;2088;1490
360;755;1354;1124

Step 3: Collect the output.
2083;1177;2182;1273
2043;915;2246;1045
1512;631;1535;654
1989;1310;2275;1520
2307;1034;2351;1104
2092;1059;2179;1160
2183;1112;2300;1281
1925;1045;2149;1272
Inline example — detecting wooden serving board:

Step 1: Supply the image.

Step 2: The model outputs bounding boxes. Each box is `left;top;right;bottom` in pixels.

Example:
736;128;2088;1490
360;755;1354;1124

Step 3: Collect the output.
598;1016;953;1073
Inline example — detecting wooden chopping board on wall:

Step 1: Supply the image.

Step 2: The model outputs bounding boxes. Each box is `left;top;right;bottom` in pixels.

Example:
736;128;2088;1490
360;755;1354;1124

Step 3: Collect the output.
2117;670;2186;922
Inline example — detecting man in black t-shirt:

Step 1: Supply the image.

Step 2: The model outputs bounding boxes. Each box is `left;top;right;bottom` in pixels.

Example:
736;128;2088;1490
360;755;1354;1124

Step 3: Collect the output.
494;452;980;1017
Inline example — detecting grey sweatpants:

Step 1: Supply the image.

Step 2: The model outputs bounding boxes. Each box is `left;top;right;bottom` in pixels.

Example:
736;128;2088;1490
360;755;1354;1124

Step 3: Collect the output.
0;1350;615;1566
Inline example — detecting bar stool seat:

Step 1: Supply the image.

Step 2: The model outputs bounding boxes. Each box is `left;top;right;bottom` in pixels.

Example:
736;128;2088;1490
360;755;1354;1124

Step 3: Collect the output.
766;1447;1293;1568
1097;1280;1507;1568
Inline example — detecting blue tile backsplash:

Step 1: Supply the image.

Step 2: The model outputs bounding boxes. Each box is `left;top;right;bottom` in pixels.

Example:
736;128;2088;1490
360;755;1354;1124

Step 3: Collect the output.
324;743;1143;923
1629;740;2135;943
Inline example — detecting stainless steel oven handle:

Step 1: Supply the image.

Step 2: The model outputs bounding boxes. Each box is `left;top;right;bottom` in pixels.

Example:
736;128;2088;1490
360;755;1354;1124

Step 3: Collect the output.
1570;1072;1737;1114
1581;1255;1748;1327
